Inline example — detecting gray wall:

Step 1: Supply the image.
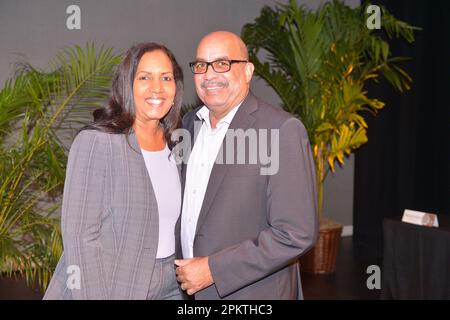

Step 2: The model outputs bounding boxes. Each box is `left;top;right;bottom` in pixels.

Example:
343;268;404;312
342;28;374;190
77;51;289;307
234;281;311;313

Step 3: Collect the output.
0;0;357;227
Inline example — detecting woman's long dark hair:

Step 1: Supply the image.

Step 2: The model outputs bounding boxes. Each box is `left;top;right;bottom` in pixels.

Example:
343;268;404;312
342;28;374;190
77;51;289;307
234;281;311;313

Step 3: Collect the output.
83;42;183;150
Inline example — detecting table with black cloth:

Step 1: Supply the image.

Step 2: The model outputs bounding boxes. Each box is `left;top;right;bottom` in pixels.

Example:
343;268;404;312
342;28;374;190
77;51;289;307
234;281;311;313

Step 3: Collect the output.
382;214;450;299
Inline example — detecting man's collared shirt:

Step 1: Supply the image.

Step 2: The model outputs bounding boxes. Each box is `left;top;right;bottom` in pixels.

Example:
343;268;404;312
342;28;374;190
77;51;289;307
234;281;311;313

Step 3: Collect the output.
181;103;241;258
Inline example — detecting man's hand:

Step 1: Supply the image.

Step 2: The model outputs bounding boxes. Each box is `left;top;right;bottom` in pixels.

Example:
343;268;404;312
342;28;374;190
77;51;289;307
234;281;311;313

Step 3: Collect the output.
175;256;214;296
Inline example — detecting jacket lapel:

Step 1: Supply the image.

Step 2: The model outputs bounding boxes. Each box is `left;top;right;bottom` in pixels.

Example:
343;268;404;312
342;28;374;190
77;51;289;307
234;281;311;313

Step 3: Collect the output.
181;114;203;194
194;93;258;236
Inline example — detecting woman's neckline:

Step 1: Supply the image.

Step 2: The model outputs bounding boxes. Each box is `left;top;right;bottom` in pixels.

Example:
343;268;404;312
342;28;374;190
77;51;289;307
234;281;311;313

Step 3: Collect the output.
141;143;168;153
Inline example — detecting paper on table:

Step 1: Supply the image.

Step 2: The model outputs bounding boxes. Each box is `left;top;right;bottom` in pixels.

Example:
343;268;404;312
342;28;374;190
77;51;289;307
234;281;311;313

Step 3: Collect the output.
402;209;439;227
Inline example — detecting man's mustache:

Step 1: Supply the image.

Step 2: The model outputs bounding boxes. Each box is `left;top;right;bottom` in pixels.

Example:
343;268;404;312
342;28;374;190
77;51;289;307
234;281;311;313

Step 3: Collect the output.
201;80;228;89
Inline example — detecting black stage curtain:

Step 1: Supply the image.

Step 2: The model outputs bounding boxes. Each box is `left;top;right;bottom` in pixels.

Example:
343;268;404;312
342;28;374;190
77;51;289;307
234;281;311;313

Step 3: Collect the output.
353;0;450;258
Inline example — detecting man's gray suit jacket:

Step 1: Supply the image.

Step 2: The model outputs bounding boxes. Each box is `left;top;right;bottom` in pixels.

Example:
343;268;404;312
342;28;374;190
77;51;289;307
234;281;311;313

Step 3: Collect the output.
175;93;318;300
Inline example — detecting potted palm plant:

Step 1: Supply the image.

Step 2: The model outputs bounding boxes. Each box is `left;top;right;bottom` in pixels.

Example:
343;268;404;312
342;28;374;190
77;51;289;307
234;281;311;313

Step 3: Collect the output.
242;0;418;273
0;43;121;290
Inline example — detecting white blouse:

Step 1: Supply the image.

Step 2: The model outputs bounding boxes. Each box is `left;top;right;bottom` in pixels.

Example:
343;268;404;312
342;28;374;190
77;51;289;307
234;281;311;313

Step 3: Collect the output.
141;145;181;259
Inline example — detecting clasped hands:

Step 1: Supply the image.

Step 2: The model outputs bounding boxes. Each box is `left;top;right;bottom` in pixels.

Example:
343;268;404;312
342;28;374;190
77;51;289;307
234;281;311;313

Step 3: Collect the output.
174;256;214;296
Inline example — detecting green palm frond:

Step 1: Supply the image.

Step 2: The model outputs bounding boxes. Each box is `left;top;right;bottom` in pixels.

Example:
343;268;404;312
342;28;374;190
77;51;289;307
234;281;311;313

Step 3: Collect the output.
242;0;418;218
0;43;121;290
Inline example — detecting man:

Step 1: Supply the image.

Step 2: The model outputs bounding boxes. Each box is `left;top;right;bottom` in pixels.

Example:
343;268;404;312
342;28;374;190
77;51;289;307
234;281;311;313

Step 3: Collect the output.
174;31;318;299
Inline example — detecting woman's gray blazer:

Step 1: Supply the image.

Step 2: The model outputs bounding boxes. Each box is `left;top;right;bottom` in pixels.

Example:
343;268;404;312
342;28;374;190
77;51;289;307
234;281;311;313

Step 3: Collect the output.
44;129;176;299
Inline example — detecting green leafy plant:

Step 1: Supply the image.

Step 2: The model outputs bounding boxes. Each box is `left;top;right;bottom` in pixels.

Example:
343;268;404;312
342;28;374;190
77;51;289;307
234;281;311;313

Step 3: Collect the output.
0;43;121;290
242;0;419;220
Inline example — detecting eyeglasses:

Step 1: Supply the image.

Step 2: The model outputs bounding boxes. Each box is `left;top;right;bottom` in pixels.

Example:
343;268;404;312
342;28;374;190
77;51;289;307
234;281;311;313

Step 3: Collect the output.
189;59;248;74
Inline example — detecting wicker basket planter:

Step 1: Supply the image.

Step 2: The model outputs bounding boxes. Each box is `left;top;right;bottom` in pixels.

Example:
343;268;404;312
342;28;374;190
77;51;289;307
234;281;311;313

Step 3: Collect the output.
300;219;343;274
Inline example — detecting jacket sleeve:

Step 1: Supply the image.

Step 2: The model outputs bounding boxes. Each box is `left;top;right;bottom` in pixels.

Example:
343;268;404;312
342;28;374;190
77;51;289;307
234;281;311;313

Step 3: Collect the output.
208;117;319;297
60;130;110;299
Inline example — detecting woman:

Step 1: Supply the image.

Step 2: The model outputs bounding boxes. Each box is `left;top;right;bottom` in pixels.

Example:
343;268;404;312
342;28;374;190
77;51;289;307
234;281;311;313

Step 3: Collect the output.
44;42;184;299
